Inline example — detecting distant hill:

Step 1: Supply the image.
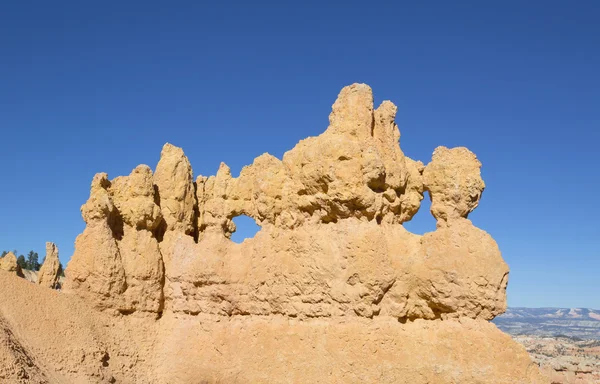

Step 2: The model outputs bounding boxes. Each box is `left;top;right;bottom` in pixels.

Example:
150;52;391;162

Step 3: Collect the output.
494;307;600;340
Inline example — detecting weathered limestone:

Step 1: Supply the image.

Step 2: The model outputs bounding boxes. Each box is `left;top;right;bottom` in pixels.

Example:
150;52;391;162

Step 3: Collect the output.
0;272;548;384
37;242;61;289
154;143;197;236
424;146;486;224
63;84;509;321
54;84;544;383
0;252;23;278
110;165;162;231
64;167;164;315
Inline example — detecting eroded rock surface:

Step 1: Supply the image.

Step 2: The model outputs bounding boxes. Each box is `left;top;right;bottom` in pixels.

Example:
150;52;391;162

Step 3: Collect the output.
424;146;486;224
66;167;164;315
37;242;62;289
0;252;24;278
1;84;546;383
63;84;508;323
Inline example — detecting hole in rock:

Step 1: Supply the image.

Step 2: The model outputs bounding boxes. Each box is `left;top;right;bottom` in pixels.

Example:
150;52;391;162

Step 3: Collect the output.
230;215;261;244
101;352;110;367
402;191;437;235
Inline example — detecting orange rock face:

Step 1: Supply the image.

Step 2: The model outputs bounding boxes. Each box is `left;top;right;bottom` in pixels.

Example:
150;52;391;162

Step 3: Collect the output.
0;252;23;278
1;84;547;383
37;242;61;289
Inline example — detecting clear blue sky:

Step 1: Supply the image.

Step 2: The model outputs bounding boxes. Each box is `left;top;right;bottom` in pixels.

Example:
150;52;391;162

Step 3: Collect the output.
1;1;598;308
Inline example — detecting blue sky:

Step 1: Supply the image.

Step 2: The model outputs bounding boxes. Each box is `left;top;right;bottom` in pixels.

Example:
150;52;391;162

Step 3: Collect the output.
1;1;598;308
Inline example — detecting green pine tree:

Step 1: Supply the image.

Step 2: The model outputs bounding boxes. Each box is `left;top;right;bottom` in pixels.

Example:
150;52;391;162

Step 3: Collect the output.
38;253;45;270
17;255;27;269
26;250;40;271
35;252;41;270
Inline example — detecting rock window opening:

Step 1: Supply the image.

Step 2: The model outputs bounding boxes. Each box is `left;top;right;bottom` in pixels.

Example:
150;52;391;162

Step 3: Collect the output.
402;191;437;235
230;215;261;243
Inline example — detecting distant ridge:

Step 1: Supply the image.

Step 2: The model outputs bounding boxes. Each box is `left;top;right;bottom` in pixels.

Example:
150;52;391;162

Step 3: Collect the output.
503;307;600;319
494;307;600;339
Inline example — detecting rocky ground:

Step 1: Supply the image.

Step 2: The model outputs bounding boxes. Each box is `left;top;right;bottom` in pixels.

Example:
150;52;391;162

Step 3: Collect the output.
495;307;600;383
512;335;600;384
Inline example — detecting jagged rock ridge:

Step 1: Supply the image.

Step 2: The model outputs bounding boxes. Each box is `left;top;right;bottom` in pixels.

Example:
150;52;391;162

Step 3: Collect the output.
0;84;547;383
64;84;508;322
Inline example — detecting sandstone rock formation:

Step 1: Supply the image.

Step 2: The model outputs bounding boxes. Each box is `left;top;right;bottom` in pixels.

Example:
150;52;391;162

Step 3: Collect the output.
0;252;24;278
37;242;62;289
1;84;547;383
66;166;164;315
64;84;508;322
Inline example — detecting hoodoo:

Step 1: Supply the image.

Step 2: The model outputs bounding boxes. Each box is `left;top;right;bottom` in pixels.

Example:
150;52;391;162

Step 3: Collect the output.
0;252;23;278
37;242;62;289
